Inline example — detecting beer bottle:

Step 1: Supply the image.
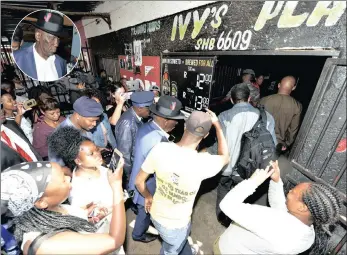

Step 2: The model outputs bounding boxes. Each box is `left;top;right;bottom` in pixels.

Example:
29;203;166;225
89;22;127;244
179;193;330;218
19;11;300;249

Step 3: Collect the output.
162;64;170;95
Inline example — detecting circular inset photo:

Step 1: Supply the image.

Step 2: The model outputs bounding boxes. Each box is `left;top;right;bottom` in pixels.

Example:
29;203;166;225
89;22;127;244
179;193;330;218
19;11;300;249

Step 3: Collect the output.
12;9;81;82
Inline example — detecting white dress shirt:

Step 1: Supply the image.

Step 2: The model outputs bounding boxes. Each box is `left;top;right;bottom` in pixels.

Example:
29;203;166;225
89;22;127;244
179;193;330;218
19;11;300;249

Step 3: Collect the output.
32;43;59;81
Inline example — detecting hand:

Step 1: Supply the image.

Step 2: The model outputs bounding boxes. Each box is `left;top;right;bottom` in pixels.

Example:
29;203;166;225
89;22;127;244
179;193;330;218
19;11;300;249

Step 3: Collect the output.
205;109;218;125
16;102;31;116
250;166;275;186
115;93;126;105
144;195;153;214
107;157;124;188
77;82;85;89
270;160;281;183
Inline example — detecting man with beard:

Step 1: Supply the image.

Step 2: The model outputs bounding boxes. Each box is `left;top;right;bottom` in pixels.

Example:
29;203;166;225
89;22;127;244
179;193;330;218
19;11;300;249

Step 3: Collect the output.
13;10;67;81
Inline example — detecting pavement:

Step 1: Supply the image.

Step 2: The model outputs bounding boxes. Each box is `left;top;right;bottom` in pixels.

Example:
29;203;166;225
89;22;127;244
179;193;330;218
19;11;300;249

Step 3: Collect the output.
123;156;292;255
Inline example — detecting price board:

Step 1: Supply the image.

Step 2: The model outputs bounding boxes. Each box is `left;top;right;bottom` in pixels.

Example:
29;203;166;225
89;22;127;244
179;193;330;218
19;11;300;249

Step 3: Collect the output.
161;56;215;113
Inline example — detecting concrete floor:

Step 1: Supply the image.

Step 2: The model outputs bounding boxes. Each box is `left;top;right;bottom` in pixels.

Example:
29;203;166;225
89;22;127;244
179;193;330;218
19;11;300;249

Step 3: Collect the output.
123;156;292;255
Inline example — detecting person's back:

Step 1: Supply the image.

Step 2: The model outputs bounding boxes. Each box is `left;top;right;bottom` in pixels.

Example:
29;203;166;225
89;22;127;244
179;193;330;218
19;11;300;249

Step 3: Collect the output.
143;142;225;227
260;76;302;149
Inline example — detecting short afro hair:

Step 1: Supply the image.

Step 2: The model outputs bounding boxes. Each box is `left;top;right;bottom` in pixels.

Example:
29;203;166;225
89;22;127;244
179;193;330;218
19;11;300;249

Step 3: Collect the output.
48;126;90;169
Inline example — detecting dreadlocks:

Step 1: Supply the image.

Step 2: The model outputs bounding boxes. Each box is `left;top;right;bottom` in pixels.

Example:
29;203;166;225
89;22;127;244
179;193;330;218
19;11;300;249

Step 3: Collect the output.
302;183;342;255
48;126;89;169
13;207;96;243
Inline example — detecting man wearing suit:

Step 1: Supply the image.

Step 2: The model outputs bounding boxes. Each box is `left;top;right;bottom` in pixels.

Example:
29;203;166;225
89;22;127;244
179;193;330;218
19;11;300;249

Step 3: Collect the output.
13;10;67;81
128;96;186;243
1;110;42;171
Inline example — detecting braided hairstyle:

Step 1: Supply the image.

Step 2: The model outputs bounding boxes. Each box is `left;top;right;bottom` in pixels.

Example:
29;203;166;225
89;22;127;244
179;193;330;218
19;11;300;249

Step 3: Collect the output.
13;207;96;243
302;183;343;255
48;126;89;169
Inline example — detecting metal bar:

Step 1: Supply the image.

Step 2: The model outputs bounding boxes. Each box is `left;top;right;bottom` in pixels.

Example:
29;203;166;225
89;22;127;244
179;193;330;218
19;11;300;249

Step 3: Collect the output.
1;5;111;18
332;161;346;187
306;80;347;168
318;120;347;178
162;50;340;57
85;41;93;75
1;41;12;65
290;59;336;161
291;160;347;202
330;234;347;255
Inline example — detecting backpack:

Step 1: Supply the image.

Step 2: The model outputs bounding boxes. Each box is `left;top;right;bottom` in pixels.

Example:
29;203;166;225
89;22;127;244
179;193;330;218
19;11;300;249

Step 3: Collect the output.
233;106;277;179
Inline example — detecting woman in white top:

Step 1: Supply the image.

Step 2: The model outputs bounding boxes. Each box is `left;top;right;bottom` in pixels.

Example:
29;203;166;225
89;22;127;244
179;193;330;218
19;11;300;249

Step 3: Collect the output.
1;160;126;255
1;90;33;143
215;161;342;255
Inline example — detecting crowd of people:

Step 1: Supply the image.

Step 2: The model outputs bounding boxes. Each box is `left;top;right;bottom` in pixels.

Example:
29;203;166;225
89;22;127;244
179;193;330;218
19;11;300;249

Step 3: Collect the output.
1;68;343;255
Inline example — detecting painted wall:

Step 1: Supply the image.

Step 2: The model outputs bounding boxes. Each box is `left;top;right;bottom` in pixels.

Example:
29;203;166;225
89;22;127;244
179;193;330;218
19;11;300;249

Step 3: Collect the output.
88;1;347;58
83;1;215;39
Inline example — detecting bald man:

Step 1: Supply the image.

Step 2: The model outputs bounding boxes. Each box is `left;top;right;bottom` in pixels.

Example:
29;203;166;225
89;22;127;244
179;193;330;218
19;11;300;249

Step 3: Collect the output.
260;76;302;152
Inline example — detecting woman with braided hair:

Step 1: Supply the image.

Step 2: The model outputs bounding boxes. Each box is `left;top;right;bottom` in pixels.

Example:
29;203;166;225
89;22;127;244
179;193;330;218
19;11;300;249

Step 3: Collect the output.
214;160;342;255
1;159;126;254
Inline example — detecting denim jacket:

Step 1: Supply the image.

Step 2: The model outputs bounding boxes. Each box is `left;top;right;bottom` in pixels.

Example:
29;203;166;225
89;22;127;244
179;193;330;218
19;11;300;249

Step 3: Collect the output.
92;113;117;149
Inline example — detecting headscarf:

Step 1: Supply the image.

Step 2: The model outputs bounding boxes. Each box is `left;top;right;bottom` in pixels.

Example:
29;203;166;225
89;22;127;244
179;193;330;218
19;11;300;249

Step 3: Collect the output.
1;162;53;217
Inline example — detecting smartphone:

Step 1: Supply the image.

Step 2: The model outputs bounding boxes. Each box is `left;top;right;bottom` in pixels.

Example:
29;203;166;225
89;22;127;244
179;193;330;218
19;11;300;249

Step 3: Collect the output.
121;92;133;100
23;99;37;110
109;148;123;171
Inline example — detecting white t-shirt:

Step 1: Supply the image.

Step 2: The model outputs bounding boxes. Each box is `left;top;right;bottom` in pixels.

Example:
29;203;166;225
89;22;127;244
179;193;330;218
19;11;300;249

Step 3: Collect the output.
69;166;113;209
218;179;315;254
32;44;59;82
141;142;225;228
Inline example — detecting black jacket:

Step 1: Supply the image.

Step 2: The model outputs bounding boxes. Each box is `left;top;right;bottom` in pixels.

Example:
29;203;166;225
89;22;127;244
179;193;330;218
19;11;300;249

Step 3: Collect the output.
1;119;42;171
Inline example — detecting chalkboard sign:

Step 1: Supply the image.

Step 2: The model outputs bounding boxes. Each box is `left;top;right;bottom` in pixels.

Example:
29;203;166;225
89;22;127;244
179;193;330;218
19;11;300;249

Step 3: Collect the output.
161;56;215;113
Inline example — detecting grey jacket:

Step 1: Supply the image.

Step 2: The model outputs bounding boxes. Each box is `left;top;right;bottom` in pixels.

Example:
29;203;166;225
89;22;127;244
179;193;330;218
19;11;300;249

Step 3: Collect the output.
114;108;143;177
208;102;277;176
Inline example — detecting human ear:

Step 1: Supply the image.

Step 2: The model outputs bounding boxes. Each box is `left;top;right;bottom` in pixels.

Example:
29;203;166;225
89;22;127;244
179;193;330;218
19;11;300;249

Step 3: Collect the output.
34;31;41;41
34;197;48;209
298;202;309;213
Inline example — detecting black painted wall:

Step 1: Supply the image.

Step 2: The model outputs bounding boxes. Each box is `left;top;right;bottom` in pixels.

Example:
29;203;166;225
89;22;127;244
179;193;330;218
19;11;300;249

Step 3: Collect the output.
89;1;346;58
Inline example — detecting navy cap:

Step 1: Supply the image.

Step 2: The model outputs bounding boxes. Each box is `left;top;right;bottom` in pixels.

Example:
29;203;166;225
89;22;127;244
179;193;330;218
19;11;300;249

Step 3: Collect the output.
73;96;103;117
131;91;154;107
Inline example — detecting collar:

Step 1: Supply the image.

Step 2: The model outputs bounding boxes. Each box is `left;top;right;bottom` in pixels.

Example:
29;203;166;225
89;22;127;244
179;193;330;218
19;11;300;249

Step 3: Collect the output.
131;107;142;122
152;120;170;139
233;102;252;108
33;43;55;62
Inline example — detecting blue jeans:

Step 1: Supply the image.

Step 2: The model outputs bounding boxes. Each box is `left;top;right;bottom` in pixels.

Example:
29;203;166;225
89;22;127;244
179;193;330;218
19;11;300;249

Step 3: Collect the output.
151;218;192;255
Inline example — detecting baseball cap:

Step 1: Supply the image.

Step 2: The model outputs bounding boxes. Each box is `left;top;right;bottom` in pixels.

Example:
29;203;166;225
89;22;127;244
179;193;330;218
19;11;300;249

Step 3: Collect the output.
186;111;212;137
243;69;255;76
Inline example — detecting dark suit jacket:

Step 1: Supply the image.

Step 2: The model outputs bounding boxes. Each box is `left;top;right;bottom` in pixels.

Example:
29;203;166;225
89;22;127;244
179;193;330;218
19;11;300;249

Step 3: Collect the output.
1;120;42;171
13;45;67;80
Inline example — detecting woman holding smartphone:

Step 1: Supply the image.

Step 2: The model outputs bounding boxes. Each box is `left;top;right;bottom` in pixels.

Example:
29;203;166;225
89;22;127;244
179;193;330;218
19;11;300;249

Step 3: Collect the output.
1;159;126;255
1;89;33;143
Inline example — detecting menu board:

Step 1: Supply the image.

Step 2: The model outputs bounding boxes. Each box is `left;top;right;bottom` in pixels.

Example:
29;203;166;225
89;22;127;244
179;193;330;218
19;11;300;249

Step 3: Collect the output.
161;56;215;113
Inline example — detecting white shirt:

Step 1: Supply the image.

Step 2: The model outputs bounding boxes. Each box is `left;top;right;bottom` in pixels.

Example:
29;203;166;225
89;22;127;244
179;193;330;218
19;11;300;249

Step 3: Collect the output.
218;179;315;254
152;120;170;139
69;166;113;209
1;124;37;161
32;43;59;82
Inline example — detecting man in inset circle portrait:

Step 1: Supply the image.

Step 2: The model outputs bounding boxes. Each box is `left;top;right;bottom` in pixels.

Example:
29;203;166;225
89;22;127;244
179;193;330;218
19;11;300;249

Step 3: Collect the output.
13;10;67;81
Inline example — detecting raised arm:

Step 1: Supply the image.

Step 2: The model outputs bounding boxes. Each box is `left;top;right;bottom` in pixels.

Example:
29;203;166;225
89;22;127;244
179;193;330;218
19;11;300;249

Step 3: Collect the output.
23;159;126;255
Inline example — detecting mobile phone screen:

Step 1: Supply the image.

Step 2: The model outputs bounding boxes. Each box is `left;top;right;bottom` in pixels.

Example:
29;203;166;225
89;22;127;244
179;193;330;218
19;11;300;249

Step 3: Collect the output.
109;148;122;171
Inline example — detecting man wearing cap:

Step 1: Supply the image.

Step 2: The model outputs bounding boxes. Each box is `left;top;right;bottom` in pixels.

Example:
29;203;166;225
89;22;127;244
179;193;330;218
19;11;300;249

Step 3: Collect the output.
13;10;67;81
136;110;229;255
114;91;154;188
224;69;260;106
48;96;103;174
128;96;185;243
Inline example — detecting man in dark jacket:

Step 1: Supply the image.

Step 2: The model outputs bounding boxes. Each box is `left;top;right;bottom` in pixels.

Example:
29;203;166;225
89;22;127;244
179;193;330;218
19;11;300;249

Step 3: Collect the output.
114;91;154;189
1;111;42;171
